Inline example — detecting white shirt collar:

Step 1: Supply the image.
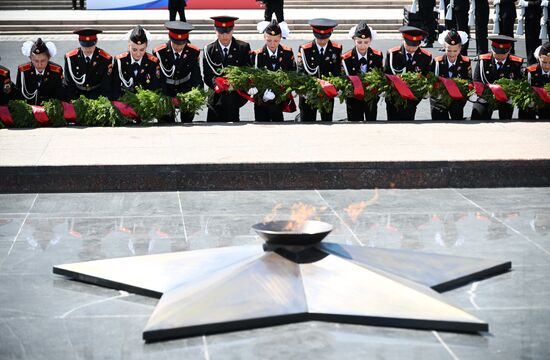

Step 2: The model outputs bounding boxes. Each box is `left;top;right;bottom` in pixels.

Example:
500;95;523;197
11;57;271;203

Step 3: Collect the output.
131;57;142;66
356;49;368;60
316;43;327;53
267;47;278;57
35;69;45;76
542;69;550;76
218;40;232;52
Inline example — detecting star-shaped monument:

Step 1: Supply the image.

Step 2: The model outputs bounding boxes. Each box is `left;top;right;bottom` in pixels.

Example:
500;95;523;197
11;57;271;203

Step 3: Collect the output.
53;220;511;342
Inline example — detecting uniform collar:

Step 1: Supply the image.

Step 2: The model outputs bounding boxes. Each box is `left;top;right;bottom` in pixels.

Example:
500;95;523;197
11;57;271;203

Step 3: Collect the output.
131;57;142;66
267;47;278;58
35;68;45;76
356;48;368;60
218;40;233;52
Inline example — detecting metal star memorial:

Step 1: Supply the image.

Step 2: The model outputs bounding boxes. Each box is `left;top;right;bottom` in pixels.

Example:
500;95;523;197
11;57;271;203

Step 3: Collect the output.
53;220;511;342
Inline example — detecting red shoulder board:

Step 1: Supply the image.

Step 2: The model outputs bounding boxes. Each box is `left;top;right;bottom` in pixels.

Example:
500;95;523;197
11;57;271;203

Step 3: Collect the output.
18;63;32;72
154;43;167;52
509;55;523;63
434;55;443;62
0;68;8;76
186;43;200;52
388;46;401;52
146;53;159;63
66;48;79;57
342;50;353;59
281;45;292;52
301;42;313;49
98;49;112;60
420;48;432;56
371;48;382;56
49;63;62;73
460;55;470;62
479;53;492;60
116;52;128;60
527;64;538;72
331;41;342;49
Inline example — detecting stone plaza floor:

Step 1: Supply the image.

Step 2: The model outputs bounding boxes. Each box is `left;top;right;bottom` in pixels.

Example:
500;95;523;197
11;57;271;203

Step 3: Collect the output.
0;187;549;359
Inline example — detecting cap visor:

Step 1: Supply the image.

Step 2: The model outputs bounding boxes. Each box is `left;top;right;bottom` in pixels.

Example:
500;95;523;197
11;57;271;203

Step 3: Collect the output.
79;40;97;47
215;27;233;34
491;46;510;54
404;38;421;46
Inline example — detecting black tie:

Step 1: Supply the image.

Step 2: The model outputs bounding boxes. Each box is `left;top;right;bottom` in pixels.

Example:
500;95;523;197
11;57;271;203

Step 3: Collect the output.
359;58;368;66
85;56;91;64
270;54;277;69
223;48;229;65
132;62;140;76
497;61;503;69
36;74;43;86
175;53;181;61
448;64;456;75
407;53;413;64
320;48;324;57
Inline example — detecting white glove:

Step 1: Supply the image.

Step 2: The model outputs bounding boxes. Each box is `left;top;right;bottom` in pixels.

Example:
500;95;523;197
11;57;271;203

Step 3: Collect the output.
542;0;548;6
263;89;276;102
247;87;259;96
519;0;529;7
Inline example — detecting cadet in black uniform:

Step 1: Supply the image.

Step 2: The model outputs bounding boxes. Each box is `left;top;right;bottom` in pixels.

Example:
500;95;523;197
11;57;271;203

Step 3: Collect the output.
341;20;383;121
263;0;285;22
418;0;437;47
0;58;14;105
471;35;524;120
64;28;112;100
111;26;161;101
168;0;187;21
384;26;433;120
251;19;295;122
16;38;64;105
520;41;550;119
203;16;252;122
154;21;203;123
474;0;490;54
296;18;342;122
430;30;472;120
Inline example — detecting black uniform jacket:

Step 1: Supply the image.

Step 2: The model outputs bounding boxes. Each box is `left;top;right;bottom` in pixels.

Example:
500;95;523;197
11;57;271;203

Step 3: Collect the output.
16;61;64;105
431;54;472;79
297;40;343;78
526;64;550;87
473;53;523;83
154;42;203;95
384;45;433;75
202;38;252;90
0;65;14;105
251;44;296;71
111;51;161;100
64;47;113;100
341;46;383;76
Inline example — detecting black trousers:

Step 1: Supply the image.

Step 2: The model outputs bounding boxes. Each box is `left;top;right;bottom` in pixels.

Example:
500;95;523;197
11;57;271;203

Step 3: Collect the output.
475;0;489;54
346;98;378;121
443;0;471;56
254;103;284;122
419;2;437;43
386;99;420;121
72;0;84;9
299;97;333;122
264;0;284;22
430;99;467;120
169;0;186;21
518;106;550;120
524;6;548;65
207;92;246;122
471;101;513;120
158;112;195;123
499;2;517;54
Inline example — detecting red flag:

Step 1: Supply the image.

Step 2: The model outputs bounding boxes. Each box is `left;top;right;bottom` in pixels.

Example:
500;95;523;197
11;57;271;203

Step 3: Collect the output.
0;106;14;126
348;75;365;100
31;105;49;125
473;81;485;97
62;102;77;122
385;74;416;100
438;76;464;100
488;84;508;102
112;101;139;119
317;79;338;98
532;87;550;103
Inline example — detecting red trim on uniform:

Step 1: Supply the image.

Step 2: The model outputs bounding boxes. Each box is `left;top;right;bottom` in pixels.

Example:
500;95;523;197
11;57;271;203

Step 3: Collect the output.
214;20;234;28
79;35;97;42
169;31;189;40
403;33;423;41
491;41;512;49
312;27;334;35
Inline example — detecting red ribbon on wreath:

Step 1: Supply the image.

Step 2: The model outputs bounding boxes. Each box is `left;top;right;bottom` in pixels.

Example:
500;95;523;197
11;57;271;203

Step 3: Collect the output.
532;87;550;103
214;77;231;93
317;79;338;98
385;74;416;100
112;101;139;119
487;83;508;102
473;81;485;97
438;76;464;100
31;105;49;124
0;106;14;126
348;75;365;100
62;102;77;122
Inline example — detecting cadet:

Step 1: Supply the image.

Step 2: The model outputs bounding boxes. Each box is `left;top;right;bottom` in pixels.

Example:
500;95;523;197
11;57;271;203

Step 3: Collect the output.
203;16;252;122
0;57;14;105
520;41;550;119
341;20;383;121
431;30;472;120
111;26;161;101
471;35;523;120
296;18;342;122
16;38;64;105
384;26;432;120
64;28;112;100
154;22;203;123
250;19;295;122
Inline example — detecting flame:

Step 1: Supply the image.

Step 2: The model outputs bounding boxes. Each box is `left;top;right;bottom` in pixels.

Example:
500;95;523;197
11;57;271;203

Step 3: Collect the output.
344;189;380;223
263;203;283;223
284;202;317;231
